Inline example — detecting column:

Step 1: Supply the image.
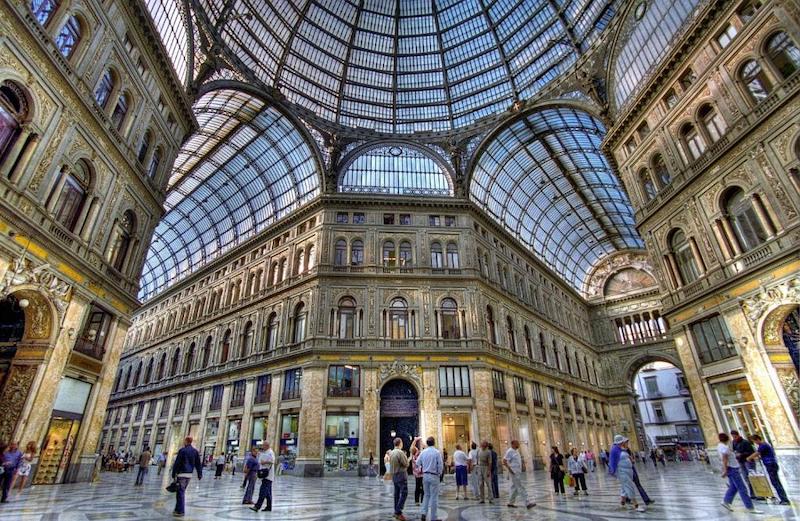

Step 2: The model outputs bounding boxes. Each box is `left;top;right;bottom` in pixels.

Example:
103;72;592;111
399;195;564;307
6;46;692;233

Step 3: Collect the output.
665;253;682;288
472;368;496;443
9;131;40;184
712;220;734;260
672;330;717;448
361;368;379;468
720;218;742;256
238;378;256;458
750;194;776;237
296;366;325;476
419;367;440;445
214;384;232;456
195;388;212;450
73;194;95;239
45;167;69;212
688;238;706;273
0;125;32;179
79;197;102;242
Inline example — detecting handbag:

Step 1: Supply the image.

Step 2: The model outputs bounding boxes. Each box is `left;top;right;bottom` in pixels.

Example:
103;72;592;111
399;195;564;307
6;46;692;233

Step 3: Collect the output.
567;475;576;487
165;479;178;493
257;467;270;479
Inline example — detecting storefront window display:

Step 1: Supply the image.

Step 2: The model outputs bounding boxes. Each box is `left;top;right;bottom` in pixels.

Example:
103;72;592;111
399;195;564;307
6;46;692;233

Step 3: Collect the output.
324;414;359;473
251;417;268;448
713;378;771;440
280;413;299;471
154;426;165;457
226;419;241;455
442;413;471;459
203;419;219;463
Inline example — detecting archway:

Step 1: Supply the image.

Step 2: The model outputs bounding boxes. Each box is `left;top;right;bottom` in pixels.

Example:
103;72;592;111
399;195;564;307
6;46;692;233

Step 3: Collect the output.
379;379;419;474
0;294;25;391
760;304;799;419
632;361;703;463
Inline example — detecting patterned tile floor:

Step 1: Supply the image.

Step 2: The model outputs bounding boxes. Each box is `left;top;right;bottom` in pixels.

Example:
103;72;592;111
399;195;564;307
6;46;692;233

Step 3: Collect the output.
0;461;797;520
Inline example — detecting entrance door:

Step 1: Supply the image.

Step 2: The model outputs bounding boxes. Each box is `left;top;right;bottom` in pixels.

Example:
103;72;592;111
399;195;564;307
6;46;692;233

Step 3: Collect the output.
34;416;81;485
380;379;419;474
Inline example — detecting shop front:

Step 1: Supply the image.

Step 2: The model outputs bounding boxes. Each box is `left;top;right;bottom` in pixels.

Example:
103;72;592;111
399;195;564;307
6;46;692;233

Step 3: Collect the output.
279;413;299;472
712;378;770;439
324;414;359;474
251;416;268;448
203;419;219;463
441;412;471;462
226;419;241;456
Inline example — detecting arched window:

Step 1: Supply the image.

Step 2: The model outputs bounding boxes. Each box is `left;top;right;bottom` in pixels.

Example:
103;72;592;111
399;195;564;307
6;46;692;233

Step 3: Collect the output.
55;15;81;59
486;305;497;344
293;303;307;343
157;352;166;380
524;326;533;358
382;241;396;267
334;239;347;266
95;70;115;108
307;244;316;270
295;248;305;275
111;91;130;131
220;329;231;363
765;31;800;79
640;169;657;200
680;123;705;161
109;210;135;271
388;298;408;339
144;358;153;384
31;0;59;26
170;348;180;376
440;298;459;339
430;242;443;269
350;239;363;266
698;104;726;143
338;297;356;339
241;321;254;357
49;161;89;231
147;147;161;179
538;332;547;363
740;60;771;103
279;258;288;282
183;343;195;373
652;154;671;187
506;316;516;351
137;130;152;163
723;188;769;252
399;241;413;267
670;229;700;285
0;81;29;168
446;243;460;269
266;313;279;350
202;336;212;367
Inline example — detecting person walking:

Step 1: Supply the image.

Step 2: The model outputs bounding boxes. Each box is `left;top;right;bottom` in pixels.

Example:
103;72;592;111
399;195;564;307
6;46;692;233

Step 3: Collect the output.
452;444;469;500
171;437;202;518
242;447;259;505
411;445;424;506
368;451;377;478
567;448;587;496
599;448;608;468
730;430;757;499
11;442;35;495
251;442;275;512
390;437;410;520
441;448;448;483
608;435;645;512
135;446;151;486
477;441;494;504
717;433;762;513
650;449;658;468
623;447;654;506
0;442;22;503
157;452;166;475
747;434;791;506
214;453;225;479
488;443;499;500
549;446;565;497
503;440;535;509
417;437;443;521
468;442;479;499
231;453;237;477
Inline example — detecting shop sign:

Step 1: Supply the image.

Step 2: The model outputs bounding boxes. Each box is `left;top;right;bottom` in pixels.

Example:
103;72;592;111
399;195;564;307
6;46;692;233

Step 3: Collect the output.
326;437;359;446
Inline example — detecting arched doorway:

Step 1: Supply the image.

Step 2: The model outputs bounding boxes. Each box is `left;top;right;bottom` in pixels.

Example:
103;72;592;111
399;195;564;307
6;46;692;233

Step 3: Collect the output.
760;303;800;420
780;306;799;373
379;379;419;474
632;361;703;462
0;294;25;392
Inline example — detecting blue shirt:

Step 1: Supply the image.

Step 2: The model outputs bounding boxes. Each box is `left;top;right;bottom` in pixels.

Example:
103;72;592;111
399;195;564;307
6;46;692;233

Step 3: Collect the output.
757;442;777;466
1;449;22;470
244;453;259;473
416;446;443;475
608;444;622;475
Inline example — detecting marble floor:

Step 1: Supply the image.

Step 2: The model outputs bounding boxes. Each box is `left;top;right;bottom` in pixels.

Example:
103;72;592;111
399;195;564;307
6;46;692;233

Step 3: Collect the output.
0;461;797;520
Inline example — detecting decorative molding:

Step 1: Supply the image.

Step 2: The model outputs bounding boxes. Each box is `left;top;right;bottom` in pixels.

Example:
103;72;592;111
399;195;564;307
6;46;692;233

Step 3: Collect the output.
584;250;655;299
741;276;800;344
0;364;38;442
0;257;72;318
378;361;422;387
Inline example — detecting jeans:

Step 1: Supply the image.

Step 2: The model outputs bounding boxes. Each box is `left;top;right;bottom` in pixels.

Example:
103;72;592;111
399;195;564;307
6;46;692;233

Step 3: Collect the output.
724;466;754;509
243;470;257;502
765;463;789;503
740;462;755;497
135;466;148;485
420;474;440;519
393;473;408;515
572;472;587;491
631;467;651;503
174;477;190;515
0;470;13;502
414;476;424;503
491;470;499;498
509;472;528;505
254;479;272;510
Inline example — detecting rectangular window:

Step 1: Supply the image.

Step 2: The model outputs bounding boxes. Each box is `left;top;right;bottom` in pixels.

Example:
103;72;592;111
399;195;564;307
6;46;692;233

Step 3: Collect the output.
690;314;736;364
353;212;366;224
230;379;246;408
676;374;688;389
336;212;348;223
445;215;456;227
254;374;272;404
663;89;679;110
546;386;557;408
636;121;650;140
513;376;526;404
74;304;114;360
532;382;543;407
684;400;694;418
282;368;302;400
644;376;660;396
716;24;737;48
492;370;507;400
160;398;169;418
147;398;157;419
383;213;395;225
438;366;471;397
209;384;224;411
399;214;412;225
428;215;441;226
175;393;185;416
653;403;666;422
327;365;361;397
135;401;144;420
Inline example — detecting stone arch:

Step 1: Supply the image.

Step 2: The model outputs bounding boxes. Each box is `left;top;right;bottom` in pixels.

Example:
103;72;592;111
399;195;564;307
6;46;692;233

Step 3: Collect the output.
623;353;684;389
6;286;59;344
755;299;800;417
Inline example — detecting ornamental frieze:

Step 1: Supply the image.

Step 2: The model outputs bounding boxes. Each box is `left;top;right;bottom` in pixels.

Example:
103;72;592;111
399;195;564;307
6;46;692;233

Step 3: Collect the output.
740;277;800;339
0;257;72;319
378;361;422;387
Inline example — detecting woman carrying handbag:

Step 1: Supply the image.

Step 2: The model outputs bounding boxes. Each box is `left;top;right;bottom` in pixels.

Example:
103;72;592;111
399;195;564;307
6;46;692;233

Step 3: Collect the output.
550;446;565;497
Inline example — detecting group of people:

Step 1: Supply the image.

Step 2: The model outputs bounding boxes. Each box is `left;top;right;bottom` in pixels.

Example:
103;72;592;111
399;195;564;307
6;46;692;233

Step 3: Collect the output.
0;441;36;503
549;446;596;497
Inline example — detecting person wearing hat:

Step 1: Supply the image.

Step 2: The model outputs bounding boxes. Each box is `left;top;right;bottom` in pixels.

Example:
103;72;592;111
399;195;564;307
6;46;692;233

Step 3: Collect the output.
608;435;645;512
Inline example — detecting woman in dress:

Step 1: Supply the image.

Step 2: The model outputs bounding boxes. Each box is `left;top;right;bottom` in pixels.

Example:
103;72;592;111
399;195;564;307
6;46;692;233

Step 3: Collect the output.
549;446;565;497
12;441;36;494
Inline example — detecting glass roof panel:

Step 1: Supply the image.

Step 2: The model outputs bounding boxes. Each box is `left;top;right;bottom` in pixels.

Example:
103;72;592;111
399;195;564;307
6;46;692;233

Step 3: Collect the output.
139;89;321;300
471;107;643;293
144;0;191;86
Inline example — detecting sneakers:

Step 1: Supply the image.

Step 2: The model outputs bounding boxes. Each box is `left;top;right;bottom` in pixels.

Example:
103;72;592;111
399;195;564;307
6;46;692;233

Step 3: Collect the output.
721;503;733;512
636;506;647;513
746;509;764;514
779;501;791;506
507;504;517;508
526;502;536;509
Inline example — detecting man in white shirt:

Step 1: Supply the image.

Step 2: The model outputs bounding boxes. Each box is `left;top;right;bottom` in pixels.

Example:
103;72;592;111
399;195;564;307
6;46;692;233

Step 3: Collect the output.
416;437;443;521
717;433;761;514
503;440;535;509
452;444;470;500
250;443;275;513
468;442;479;498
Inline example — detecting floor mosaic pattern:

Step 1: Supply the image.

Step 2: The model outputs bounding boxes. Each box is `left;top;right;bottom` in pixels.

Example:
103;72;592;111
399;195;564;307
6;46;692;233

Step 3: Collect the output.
0;461;797;520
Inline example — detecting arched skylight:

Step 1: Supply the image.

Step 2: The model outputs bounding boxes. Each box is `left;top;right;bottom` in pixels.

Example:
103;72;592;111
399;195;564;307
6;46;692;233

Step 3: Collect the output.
139;89;321;300
471;107;643;292
144;0;191;86
613;0;703;110
194;0;618;133
338;145;453;197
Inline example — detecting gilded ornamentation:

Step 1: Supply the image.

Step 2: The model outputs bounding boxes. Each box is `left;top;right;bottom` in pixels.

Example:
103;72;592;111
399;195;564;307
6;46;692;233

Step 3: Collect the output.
584;251;655;298
0;365;38;442
378;361;422;386
28;118;69;193
0;257;71;321
777;371;799;420
753;145;797;220
740;277;800;342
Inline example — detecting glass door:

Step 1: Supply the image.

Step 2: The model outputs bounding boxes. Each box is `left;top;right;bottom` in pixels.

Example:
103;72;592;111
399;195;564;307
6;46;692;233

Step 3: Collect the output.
34;416;81;485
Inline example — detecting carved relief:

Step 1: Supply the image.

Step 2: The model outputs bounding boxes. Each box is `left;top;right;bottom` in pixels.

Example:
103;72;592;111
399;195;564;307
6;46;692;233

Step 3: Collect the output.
378;361;422;387
740;276;800;343
28;118;69;193
752;145;798;220
0;365;38;442
584;251;656;299
0;257;71;324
